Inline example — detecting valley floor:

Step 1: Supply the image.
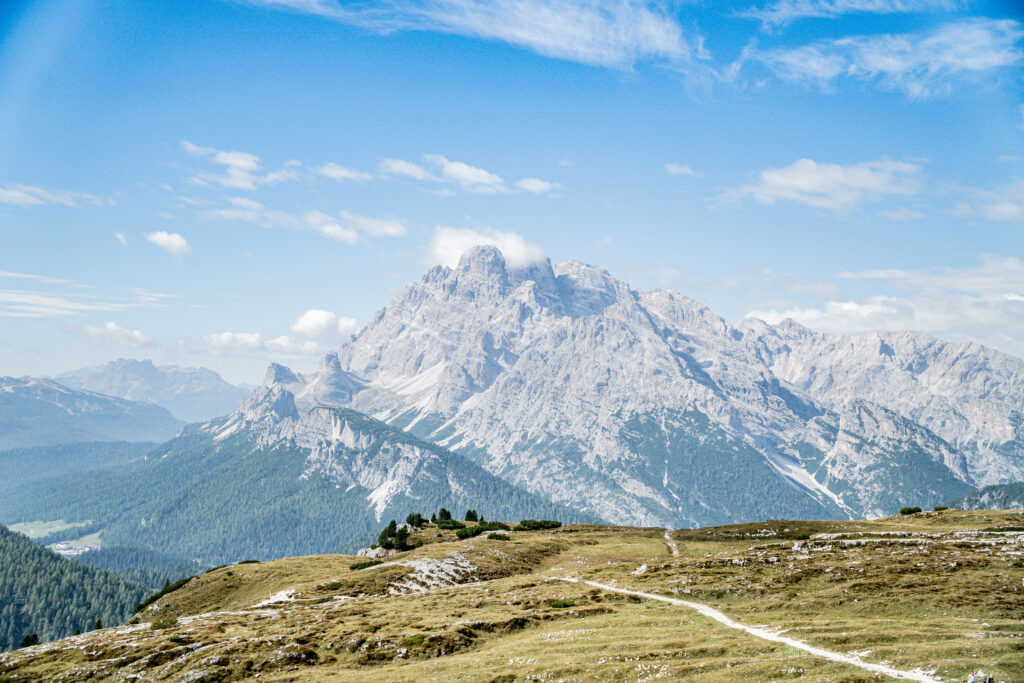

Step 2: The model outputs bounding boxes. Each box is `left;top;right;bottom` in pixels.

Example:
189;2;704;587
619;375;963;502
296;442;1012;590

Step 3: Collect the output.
2;510;1022;682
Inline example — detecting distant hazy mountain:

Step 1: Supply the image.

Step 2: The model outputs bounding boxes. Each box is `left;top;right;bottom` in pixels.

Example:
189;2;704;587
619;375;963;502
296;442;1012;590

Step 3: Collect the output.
0;377;182;451
245;246;1021;526
56;359;247;422
948;483;1024;511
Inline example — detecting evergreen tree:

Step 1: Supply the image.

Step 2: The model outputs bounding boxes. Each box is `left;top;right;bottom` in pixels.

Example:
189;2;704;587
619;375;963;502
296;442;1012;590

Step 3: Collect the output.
465;509;478;522
20;634;38;648
93;618;102;631
395;526;409;550
438;508;452;521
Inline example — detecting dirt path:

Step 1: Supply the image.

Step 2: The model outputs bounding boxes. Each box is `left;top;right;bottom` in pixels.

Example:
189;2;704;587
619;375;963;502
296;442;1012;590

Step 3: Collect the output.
663;529;679;556
551;577;940;683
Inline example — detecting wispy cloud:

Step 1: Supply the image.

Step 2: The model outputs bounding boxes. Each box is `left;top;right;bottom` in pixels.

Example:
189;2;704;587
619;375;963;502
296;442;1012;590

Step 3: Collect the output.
379;154;556;195
80;321;152;347
318;162;373;182
0;184;108;208
748;19;1024;97
182;140;301;190
878;206;924;220
743;0;959;30
207;197;406;242
240;0;701;69
0;287;170;319
951;178;1024;222
146;231;193;257
748;255;1024;359
664;162;698;176
717;157;921;211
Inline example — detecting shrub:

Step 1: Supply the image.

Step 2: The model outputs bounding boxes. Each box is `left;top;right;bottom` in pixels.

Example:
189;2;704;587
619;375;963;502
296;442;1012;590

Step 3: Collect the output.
899;507;922;515
550;600;575;608
151;616;178;630
19;633;38;648
350;559;383;571
488;533;510;541
204;565;228;574
167;635;191;645
518;519;562;531
456;522;510;540
237;559;260;564
436;519;465;530
933;506;949;512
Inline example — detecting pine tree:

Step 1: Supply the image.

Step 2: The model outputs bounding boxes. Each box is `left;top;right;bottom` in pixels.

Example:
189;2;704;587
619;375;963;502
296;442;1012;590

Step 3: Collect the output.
93;618;102;631
395;526;409;550
465;509;478;522
438;508;452;521
20;633;39;648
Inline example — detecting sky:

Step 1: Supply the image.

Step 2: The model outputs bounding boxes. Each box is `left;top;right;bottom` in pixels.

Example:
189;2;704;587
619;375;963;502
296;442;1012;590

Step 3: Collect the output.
1;0;1022;384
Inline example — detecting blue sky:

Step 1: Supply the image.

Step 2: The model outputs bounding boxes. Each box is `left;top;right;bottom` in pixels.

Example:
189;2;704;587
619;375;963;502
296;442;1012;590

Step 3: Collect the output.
1;0;1022;384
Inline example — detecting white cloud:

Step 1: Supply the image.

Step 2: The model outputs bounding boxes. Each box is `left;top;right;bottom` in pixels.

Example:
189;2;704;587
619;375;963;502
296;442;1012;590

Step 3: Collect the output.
81;321;151;347
146;231;192;256
290;309;359;339
748;255;1024;359
182;140;300;190
744;0;958;30
664;162;697;176
878;207;924;220
0;183;106;208
241;0;699;69
427;225;547;269
0;269;69;284
379;158;434;180
319;162;373;182
206;200;406;242
719;158;920;211
751;19;1024;97
423;154;506;193
953;178;1024;222
114;231;128;246
0;286;169;318
515;177;557;194
203;330;321;357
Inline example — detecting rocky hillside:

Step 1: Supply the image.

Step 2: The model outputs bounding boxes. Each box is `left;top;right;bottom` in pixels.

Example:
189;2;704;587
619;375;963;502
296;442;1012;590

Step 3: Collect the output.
243;246;1019;526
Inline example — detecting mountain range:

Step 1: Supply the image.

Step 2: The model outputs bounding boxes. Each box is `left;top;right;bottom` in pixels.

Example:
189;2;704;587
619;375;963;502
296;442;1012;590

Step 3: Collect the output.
238;246;1019;526
0;377;182;451
1;246;1021;565
56;359;247;423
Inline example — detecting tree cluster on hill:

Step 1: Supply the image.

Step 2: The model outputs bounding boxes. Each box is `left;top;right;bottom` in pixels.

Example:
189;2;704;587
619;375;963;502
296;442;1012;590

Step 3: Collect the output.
0;525;147;651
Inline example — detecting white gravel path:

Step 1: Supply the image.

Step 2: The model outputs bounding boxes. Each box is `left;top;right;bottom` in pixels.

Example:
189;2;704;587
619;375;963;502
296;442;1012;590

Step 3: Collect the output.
663;530;679;557
552;577;941;683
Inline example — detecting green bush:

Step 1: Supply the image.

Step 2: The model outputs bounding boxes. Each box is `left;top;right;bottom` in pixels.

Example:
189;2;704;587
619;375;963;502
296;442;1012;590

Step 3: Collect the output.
517;519;562;531
237;559;260;564
933;506;949;512
151;616;178;630
456;521;511;540
349;559;383;571
488;533;510;541
899;506;922;515
550;600;575;608
436;519;465;530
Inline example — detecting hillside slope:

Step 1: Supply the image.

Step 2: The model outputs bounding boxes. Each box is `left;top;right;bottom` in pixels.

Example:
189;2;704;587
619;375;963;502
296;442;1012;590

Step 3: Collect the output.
948;482;1024;510
4;509;1021;681
0;393;591;564
0;525;147;651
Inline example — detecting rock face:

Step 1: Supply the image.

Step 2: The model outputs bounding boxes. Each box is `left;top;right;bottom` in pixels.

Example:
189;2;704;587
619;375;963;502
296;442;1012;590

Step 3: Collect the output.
0;376;183;451
56;359;247;423
222;246;1022;526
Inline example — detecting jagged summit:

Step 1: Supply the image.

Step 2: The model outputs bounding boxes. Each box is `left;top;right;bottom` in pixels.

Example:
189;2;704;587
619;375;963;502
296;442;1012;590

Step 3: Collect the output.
235;246;1021;527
